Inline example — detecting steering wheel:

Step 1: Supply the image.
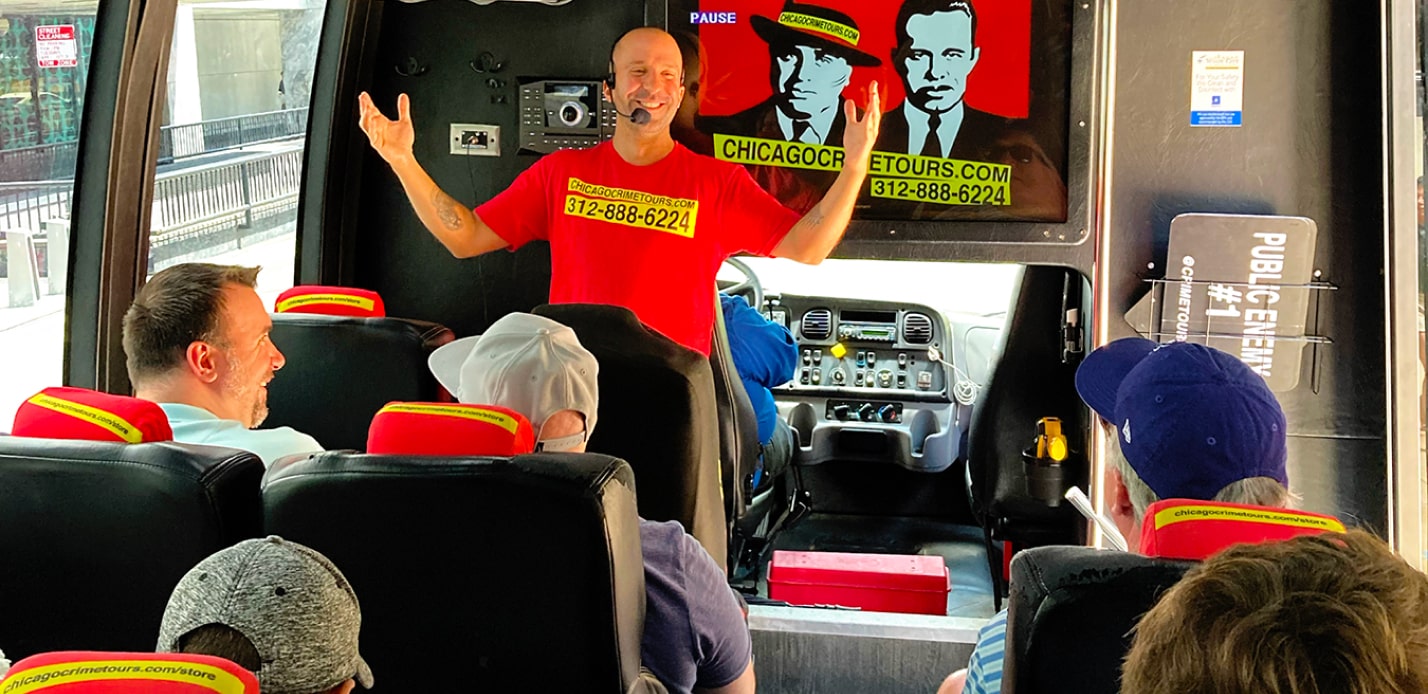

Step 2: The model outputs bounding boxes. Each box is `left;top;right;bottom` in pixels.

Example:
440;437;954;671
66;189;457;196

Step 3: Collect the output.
722;257;764;310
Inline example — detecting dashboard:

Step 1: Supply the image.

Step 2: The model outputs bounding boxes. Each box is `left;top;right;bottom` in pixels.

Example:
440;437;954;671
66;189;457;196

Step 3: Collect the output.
763;294;1004;474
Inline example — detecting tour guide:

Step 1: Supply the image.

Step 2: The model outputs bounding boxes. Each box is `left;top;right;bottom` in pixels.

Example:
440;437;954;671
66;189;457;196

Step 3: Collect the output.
358;26;881;356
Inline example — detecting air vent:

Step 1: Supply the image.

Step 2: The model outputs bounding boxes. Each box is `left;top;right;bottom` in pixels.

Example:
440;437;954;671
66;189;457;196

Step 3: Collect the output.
801;309;833;340
903;313;933;344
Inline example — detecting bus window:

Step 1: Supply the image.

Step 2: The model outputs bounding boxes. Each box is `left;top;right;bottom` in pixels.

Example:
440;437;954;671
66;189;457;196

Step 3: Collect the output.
0;3;99;426
142;0;326;309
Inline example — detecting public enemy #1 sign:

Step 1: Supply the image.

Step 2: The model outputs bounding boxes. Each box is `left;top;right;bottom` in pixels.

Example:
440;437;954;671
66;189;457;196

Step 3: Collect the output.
1158;214;1319;392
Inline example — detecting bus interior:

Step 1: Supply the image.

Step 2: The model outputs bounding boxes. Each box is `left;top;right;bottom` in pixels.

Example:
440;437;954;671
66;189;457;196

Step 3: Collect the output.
0;0;1425;692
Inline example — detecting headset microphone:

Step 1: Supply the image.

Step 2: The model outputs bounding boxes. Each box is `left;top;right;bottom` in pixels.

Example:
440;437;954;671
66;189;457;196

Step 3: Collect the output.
611;105;651;125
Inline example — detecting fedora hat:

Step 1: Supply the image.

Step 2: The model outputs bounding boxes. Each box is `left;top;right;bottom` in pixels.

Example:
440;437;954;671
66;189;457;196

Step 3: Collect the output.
750;2;881;67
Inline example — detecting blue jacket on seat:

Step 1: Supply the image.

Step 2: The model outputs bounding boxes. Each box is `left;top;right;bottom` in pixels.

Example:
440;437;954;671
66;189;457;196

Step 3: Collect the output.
719;293;798;445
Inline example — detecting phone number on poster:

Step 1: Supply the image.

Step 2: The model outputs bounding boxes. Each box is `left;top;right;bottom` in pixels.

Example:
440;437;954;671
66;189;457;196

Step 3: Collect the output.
563;194;697;238
869;178;1009;206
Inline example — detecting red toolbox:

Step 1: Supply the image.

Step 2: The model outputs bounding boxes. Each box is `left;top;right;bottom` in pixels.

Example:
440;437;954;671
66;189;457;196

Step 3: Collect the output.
767;550;950;616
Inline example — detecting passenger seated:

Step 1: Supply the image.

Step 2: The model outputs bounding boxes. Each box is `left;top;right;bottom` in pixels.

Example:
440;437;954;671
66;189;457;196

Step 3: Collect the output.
157;536;373;694
719;292;798;488
122;263;322;465
1122;528;1428;694
943;338;1293;694
428;312;756;694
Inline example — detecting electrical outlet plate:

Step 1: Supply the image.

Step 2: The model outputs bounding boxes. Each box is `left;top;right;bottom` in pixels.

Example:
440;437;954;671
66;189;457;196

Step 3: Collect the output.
450;123;500;156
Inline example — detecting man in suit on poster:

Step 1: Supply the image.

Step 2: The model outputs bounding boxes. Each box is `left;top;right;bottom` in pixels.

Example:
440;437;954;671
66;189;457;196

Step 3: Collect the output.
879;0;1008;160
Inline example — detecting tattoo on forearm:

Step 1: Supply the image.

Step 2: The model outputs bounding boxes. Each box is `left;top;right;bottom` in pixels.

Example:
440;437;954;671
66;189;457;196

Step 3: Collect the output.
804;205;826;230
432;188;465;231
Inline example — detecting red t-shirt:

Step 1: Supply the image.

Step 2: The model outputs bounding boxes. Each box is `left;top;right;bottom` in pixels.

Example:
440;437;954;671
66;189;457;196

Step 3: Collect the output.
476;142;800;355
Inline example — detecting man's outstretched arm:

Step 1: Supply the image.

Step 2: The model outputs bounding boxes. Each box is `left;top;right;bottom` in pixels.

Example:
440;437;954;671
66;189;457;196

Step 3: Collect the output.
773;82;882;265
357;92;509;258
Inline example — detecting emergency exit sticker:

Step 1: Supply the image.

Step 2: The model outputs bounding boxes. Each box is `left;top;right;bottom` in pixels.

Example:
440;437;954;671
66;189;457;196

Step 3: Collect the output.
1190;50;1243;127
35;25;78;68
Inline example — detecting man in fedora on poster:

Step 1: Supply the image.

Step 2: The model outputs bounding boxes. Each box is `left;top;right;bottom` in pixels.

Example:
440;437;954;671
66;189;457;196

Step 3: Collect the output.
699;2;880;211
703;2;881;146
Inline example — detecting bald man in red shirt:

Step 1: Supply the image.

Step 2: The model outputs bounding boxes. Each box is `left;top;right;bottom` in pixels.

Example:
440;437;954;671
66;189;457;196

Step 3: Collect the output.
358;26;881;356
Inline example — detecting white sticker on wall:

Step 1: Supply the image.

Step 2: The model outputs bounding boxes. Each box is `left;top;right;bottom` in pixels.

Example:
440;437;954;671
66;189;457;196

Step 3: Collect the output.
1190;50;1243;127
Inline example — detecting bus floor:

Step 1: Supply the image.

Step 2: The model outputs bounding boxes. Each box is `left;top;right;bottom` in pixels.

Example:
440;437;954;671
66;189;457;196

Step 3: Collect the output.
758;512;996;619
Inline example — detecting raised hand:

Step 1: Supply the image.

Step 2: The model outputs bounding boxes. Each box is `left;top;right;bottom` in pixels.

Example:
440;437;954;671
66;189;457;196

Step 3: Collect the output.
357;91;415;164
842;80;882;167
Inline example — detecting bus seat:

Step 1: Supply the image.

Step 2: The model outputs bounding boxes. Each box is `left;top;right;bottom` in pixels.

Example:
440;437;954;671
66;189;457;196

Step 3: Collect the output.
366;401;535;456
0;390;264;659
262;450;667;694
1003;546;1193;694
11;387;173;443
1139;499;1346;561
267;286;454;450
533;303;727;572
1004;504;1345;694
274;285;386;317
0;651;259;692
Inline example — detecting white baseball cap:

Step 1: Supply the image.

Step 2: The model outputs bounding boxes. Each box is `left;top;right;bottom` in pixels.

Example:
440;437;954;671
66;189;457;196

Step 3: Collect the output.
428;313;599;446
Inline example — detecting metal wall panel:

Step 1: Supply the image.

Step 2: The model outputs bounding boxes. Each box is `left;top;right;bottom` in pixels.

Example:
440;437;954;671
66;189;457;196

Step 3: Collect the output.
1096;0;1387;529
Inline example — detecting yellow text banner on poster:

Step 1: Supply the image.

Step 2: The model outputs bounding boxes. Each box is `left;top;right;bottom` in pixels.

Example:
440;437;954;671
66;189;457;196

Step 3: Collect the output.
714;134;846;172
868;151;1012;206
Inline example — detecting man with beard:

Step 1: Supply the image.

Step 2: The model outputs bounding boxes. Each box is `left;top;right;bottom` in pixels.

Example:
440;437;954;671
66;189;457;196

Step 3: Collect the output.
122;263;322;465
880;0;1007;160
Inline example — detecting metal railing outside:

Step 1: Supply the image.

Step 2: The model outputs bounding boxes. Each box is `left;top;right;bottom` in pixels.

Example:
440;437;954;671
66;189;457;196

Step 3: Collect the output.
0;143;304;276
0;107;309;182
0;181;72;237
158;107;310;162
0;143;79;185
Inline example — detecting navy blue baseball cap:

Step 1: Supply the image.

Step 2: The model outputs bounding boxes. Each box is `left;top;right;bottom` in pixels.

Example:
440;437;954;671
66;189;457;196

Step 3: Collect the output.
1074;338;1288;500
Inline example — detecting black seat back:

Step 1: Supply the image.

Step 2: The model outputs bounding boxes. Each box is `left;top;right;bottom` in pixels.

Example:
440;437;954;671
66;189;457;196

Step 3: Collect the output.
710;297;761;529
0;437;264;658
262;451;665;694
534;303;727;570
266;314;454;450
1004;546;1194;694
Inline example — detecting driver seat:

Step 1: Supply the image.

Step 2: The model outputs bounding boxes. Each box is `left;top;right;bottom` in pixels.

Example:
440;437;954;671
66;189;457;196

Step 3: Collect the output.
711;292;807;579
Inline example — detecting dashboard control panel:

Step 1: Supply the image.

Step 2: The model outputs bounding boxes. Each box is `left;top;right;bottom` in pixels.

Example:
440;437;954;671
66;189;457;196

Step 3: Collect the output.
784;304;948;395
795;347;943;393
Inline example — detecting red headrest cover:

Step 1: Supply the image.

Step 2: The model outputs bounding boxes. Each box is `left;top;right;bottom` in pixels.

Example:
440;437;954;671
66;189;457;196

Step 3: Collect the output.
12;387;173;443
0;651;259;693
274;285;385;317
1140;499;1346;561
367;402;535;456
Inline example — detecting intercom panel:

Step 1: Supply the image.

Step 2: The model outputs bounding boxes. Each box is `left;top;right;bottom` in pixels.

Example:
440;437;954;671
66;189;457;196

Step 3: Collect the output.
519;79;619;154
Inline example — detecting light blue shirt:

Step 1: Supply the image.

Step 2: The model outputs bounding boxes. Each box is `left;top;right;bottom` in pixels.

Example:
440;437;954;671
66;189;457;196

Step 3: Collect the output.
963;609;1008;694
159;403;322;466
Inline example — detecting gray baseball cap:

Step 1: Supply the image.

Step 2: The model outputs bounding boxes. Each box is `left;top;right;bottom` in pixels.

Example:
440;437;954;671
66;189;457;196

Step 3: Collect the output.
428;312;599;444
157;536;374;693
